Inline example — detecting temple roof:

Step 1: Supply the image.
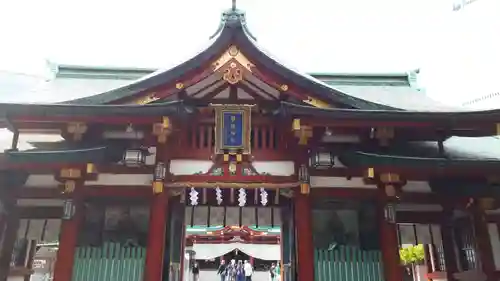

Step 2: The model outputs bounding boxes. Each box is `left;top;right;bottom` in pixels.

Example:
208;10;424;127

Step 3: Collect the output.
57;7;446;111
339;136;500;170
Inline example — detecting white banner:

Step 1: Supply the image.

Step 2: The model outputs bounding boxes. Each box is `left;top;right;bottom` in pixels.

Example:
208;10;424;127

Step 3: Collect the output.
192;243;280;261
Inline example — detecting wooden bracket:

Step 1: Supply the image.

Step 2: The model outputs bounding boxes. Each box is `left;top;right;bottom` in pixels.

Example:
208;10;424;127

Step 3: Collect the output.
379;172;403;198
374;127;394;146
292;119;312;145
152;117;172;143
66;122;87;141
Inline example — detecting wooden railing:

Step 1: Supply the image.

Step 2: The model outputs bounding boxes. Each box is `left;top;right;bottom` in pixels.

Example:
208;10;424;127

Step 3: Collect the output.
314;246;384;281
71;243;146;281
174;123;290;160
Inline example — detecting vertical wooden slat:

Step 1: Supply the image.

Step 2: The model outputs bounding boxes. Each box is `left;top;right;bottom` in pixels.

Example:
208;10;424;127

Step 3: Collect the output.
333;249;340;281
269;126;275;150
208;125;214;152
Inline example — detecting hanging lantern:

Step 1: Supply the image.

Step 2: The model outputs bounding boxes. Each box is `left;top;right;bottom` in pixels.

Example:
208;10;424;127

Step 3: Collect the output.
123;148;146;167
62;199;75;220
309;150;335;169
154;162;166;181
384;203;396;224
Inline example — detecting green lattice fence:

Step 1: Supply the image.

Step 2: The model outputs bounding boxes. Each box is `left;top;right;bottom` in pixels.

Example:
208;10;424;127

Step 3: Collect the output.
71;242;146;281
314;246;384;281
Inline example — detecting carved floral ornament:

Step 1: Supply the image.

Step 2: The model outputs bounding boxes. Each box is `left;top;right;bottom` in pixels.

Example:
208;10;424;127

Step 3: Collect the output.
212;45;255;85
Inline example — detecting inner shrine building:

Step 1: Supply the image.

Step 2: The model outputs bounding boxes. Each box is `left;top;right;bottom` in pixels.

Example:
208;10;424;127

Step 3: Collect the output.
2;4;500;281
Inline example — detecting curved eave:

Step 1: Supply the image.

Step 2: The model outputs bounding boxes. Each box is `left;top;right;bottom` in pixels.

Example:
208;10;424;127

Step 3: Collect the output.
0;100;192;122
1;146;123;167
339;151;500;169
59;10;399;110
280;102;500;123
61;23;237;105
232;32;396;110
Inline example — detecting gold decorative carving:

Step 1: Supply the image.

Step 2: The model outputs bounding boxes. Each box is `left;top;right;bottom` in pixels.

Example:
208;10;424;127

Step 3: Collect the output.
303;97;331;108
366;167;375;179
222;62;243;84
176;83;184;89
135;93;159;105
152;181;163;194
60;168;82;179
212;45;255;72
86;163;96;174
380;173;401;184
280;84;289;91
300;183;310;194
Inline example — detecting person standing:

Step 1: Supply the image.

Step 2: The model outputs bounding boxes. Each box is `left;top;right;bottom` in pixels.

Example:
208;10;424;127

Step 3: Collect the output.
217;260;227;281
269;263;276;281
243;260;253;281
192;262;200;281
236;260;245;281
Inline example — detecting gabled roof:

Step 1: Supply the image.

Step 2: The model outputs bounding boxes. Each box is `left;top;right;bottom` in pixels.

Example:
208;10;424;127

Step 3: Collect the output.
60;7;443;111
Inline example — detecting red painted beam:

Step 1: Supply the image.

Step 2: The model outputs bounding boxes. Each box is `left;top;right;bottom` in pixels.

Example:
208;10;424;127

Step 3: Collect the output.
19;186;151;199
13;116;160;125
171;175;296;183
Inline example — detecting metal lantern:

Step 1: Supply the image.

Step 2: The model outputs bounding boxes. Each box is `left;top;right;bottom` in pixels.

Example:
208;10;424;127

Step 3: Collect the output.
62;199;75;220
309;151;335;169
154;162;166;181
298;164;310;183
384;203;396;224
123;148;146;167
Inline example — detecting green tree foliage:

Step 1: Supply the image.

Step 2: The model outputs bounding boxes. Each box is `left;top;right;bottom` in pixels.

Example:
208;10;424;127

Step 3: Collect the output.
399;244;425;265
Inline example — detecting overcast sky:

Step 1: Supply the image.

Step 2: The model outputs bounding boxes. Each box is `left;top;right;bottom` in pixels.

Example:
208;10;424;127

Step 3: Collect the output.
0;0;450;72
0;0;498;105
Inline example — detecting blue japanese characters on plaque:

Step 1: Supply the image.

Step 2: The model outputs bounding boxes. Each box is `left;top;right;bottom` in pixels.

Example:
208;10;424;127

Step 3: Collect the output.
214;105;251;154
222;111;244;147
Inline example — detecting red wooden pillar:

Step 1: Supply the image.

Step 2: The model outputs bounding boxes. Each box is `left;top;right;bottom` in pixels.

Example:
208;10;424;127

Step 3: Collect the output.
144;192;168;281
53;196;83;281
294;190;314;281
378;203;402;281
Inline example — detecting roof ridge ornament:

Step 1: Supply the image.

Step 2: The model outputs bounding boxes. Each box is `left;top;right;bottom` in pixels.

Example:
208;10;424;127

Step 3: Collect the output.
209;1;257;41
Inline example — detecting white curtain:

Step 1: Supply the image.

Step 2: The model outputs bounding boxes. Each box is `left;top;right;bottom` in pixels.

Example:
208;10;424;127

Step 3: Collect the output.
236;244;281;261
193;243;238;260
192;243;281;261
